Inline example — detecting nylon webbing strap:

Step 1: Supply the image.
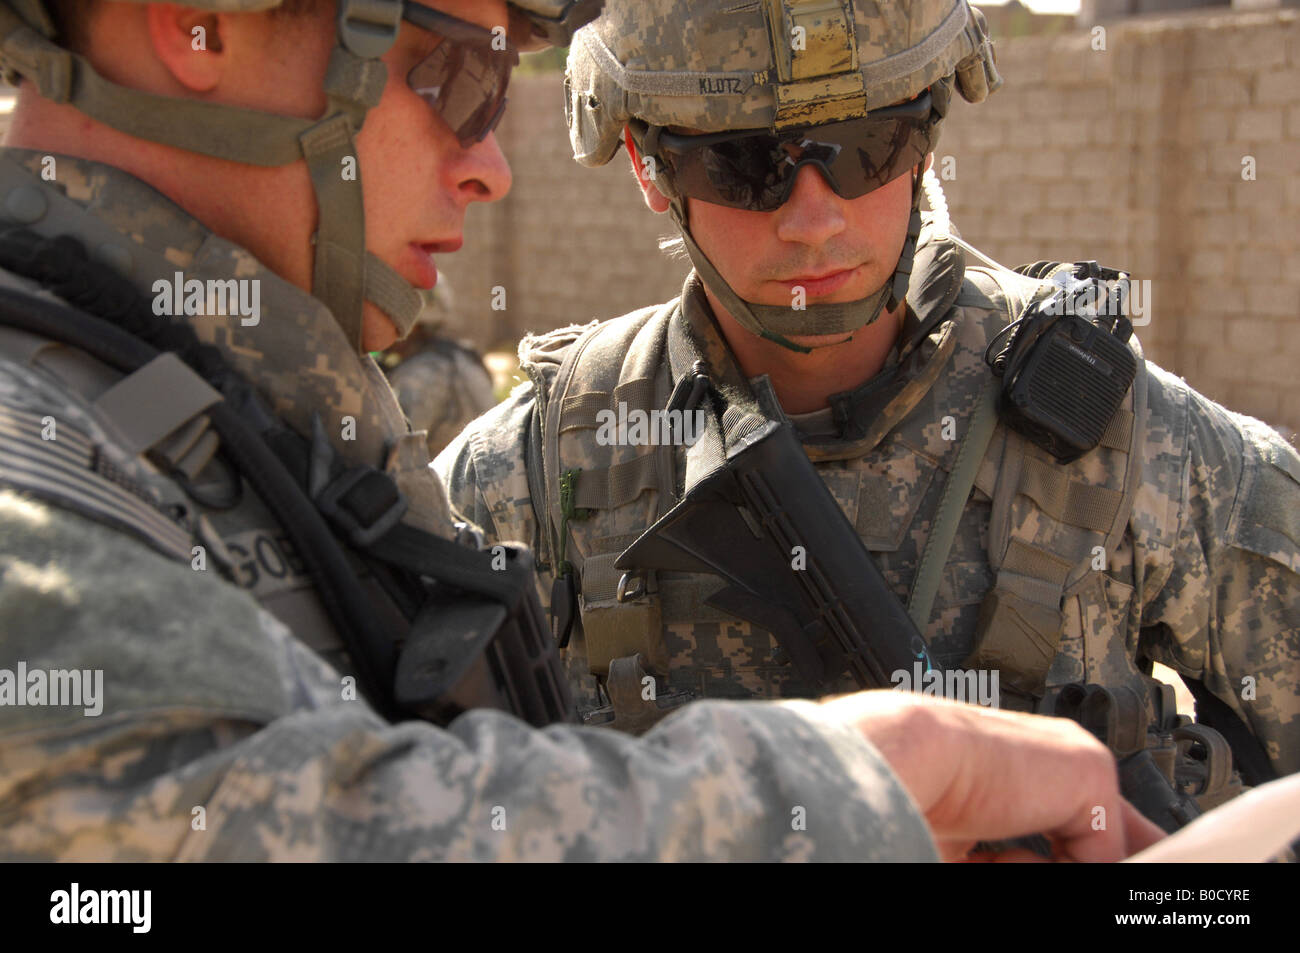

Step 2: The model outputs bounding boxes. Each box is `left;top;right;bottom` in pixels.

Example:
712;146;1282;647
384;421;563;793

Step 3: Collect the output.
0;404;193;562
1017;456;1123;534
578;552;623;602
365;253;431;339
49;49;309;166
302;115;366;352
572;453;659;510
0;16;384;168
93;353;221;456
613;377;657;413
720;403;768;447
322;43;389;116
1001;537;1073;589
675;218;888;342
150;416;208;469
559;391;609;432
1100;407;1134;451
558;377;660;433
907;371;998;630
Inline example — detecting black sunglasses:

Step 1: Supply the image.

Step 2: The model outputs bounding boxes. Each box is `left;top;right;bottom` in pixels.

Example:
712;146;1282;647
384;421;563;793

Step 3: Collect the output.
401;2;520;149
640;92;939;213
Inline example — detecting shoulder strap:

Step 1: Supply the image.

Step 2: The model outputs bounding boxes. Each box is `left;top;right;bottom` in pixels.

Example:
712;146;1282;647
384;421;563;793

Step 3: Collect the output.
537;300;677;681
908;265;1054;631
539;301;676;577
958;267;1148;708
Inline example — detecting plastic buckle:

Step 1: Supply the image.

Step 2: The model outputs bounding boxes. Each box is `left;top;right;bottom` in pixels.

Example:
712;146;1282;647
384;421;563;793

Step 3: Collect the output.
337;0;402;59
316;466;408;547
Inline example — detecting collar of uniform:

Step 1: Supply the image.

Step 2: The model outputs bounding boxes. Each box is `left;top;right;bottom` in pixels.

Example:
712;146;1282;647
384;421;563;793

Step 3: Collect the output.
0;149;453;536
664;214;967;464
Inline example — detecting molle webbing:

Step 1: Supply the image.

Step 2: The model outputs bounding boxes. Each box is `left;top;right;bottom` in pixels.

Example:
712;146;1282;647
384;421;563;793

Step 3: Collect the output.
960;266;1147;706
568;453;660;512
540;301;677;676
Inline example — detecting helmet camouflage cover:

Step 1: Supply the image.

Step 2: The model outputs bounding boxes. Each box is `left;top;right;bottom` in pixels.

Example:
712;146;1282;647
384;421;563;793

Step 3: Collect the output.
567;0;1000;166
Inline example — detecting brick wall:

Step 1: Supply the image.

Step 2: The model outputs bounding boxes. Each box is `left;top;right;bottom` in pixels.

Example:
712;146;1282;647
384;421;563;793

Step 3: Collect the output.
436;9;1300;435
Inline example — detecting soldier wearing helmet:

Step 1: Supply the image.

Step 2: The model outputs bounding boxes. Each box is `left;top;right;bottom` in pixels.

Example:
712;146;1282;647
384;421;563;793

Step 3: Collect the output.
0;0;1164;866
438;0;1299;833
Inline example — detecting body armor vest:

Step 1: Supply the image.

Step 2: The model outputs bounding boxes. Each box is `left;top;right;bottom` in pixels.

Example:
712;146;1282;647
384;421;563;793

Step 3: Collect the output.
525;229;1156;726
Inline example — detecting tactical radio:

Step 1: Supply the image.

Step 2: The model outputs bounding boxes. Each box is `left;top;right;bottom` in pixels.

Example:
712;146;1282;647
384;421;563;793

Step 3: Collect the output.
986;261;1139;464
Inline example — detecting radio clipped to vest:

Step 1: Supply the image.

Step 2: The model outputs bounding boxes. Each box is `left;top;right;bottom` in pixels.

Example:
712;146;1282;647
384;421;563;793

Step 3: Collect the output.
985;261;1139;464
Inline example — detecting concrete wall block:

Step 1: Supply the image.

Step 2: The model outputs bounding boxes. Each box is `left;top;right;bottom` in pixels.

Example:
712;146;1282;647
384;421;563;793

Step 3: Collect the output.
1233;107;1286;141
1246;281;1300;315
1188;73;1252;107
1255;68;1300;105
1228;317;1285;353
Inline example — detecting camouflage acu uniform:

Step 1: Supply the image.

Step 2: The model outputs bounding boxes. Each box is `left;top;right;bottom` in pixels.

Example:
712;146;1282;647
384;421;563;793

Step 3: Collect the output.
386;337;497;458
0;151;941;861
436;216;1300;779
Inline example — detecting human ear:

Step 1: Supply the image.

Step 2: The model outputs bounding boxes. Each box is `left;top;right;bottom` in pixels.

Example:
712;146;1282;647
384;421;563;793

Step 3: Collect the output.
146;4;227;93
624;126;671;214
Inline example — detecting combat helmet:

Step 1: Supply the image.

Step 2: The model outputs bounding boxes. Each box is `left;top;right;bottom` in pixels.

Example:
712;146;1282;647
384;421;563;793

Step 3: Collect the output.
0;0;603;352
566;0;1001;352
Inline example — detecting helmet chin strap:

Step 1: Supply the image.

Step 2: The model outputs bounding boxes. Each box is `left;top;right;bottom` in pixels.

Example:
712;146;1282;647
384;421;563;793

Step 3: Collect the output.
667;168;925;355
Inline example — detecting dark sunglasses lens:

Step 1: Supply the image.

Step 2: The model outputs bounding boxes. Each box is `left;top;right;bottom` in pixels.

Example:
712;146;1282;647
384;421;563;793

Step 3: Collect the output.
669;136;790;211
408;44;511;147
666;115;934;211
842;119;933;197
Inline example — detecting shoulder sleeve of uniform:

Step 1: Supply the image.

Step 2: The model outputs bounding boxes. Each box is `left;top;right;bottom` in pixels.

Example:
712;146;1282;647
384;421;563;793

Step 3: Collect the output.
1135;364;1300;774
0;490;937;862
433;384;541;553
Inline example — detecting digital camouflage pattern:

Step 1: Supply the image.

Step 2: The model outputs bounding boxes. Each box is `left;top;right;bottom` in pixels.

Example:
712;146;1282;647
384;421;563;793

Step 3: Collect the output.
0;489;935;861
386;338;497;458
0;150;942;861
565;0;1000;167
436;215;1300;776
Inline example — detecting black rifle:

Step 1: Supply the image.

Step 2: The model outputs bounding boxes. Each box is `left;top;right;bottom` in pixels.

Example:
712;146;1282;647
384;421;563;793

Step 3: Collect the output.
617;418;937;693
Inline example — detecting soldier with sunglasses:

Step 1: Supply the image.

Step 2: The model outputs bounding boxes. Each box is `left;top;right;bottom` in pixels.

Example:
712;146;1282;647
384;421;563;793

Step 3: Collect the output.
438;0;1299;837
0;0;1170;864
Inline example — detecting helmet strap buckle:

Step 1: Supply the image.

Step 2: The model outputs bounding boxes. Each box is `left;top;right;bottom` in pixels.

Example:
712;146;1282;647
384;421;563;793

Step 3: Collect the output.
337;0;402;60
